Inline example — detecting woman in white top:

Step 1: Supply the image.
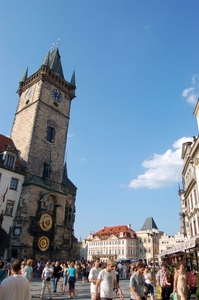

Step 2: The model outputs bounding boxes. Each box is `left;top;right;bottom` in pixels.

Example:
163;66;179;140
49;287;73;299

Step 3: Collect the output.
144;265;154;300
61;262;68;294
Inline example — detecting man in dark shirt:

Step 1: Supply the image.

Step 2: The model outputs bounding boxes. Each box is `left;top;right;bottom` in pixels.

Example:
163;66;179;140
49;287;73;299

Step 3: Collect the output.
52;261;62;292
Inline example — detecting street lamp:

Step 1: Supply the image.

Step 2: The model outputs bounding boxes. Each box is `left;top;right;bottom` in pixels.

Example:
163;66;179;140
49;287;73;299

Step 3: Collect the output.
146;228;159;287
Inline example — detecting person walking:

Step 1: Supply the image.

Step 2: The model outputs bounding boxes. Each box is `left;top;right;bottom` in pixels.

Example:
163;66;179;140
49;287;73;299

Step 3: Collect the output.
52;261;62;293
22;259;33;283
129;262;146;300
88;258;101;300
164;269;173;300
61;262;68;294
156;263;168;300
113;265;120;298
144;265;154;300
0;259;30;300
173;262;188;300
0;261;8;283
40;261;53;300
94;259;124;300
68;261;77;298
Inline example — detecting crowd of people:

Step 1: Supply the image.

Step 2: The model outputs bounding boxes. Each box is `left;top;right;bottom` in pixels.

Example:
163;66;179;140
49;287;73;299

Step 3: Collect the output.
0;257;198;300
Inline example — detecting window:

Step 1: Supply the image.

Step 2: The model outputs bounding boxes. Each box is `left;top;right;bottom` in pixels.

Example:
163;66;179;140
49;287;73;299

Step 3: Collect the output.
190;195;193;209
10;178;18;190
47;126;55;142
194;189;197;205
5;155;15;168
5;200;14;215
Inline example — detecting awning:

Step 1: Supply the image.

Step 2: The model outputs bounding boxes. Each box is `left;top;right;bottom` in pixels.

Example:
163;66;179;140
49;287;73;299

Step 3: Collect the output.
158;235;199;258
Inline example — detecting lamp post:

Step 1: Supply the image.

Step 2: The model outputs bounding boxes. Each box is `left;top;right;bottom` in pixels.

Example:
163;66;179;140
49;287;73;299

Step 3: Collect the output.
147;228;159;287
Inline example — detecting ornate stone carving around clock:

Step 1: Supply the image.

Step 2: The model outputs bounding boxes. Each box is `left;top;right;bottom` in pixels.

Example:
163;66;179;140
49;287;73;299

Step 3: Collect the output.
39;213;53;231
37;236;50;251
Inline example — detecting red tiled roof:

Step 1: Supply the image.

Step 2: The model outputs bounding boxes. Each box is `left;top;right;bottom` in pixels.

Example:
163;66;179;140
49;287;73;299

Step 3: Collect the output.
0;134;21;168
0;134;15;152
93;225;136;238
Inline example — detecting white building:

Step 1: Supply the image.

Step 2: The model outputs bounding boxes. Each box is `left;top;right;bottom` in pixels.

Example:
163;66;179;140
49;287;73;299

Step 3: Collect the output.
86;224;137;262
0;134;25;258
158;100;199;265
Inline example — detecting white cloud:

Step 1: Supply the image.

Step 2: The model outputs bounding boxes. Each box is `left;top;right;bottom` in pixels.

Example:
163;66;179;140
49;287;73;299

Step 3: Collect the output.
187;94;198;105
182;74;199;106
192;74;198;85
128;137;193;189
68;133;75;138
182;87;194;97
80;158;86;162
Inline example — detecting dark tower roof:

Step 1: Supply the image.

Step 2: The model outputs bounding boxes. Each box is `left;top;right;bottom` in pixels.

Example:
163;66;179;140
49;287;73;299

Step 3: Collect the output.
20;67;28;82
70;70;76;90
43;51;50;66
140;217;158;231
62;162;77;188
42;48;64;79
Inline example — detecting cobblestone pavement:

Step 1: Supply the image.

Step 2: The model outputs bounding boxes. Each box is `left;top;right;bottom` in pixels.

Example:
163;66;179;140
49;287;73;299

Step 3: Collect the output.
30;277;134;300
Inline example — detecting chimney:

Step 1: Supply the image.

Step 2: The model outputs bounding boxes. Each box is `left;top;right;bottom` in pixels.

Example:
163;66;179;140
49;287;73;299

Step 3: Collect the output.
128;224;131;229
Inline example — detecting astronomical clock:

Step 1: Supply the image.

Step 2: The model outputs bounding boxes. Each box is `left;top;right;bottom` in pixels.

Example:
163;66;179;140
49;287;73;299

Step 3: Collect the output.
37;213;53;252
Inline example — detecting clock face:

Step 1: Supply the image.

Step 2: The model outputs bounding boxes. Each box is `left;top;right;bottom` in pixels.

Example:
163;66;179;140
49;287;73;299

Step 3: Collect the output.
14;228;20;236
39;213;53;231
51;89;62;102
25;87;34;100
38;236;50;251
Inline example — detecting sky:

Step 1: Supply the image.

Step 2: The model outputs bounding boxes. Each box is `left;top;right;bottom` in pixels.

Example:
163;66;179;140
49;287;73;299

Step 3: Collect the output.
1;0;199;240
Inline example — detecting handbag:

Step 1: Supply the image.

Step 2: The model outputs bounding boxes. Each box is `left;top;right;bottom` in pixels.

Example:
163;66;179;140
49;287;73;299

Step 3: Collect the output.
171;293;178;300
143;285;148;294
157;285;162;299
46;277;51;281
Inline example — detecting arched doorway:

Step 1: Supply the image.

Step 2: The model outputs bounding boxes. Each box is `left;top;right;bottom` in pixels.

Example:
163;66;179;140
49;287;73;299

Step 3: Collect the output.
0;227;9;258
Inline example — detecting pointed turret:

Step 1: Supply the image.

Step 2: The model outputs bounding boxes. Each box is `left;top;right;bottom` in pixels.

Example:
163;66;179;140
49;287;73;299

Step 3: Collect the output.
140;217;158;231
17;67;28;94
70;70;76;90
62;162;68;184
20;67;28;83
43;51;50;66
62;162;77;188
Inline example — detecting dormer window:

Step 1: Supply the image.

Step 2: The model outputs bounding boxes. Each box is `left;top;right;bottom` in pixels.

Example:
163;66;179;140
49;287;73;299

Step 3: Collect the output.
5;154;15;168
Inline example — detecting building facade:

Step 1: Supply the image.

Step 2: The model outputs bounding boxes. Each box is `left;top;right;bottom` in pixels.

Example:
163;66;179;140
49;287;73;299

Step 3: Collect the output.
0;134;25;258
7;48;77;261
86;225;137;262
158;100;199;266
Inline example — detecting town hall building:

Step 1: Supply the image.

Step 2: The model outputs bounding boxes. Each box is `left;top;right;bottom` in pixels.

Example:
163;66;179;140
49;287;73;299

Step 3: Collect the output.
0;47;77;261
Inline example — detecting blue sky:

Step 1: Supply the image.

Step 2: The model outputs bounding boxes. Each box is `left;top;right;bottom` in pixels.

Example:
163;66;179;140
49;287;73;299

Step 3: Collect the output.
1;0;199;240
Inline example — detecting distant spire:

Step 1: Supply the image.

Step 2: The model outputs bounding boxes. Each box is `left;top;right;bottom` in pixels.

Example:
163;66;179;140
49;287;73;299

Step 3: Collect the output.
20;67;28;82
70;69;76;90
62;162;68;184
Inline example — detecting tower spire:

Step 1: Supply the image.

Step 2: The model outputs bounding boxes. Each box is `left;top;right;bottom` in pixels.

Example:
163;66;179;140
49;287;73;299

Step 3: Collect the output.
20;67;28;83
17;66;28;94
70;69;76;90
41;47;64;79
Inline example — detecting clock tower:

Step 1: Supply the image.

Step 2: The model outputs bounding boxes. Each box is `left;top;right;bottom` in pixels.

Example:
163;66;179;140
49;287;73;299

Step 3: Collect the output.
9;48;77;260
